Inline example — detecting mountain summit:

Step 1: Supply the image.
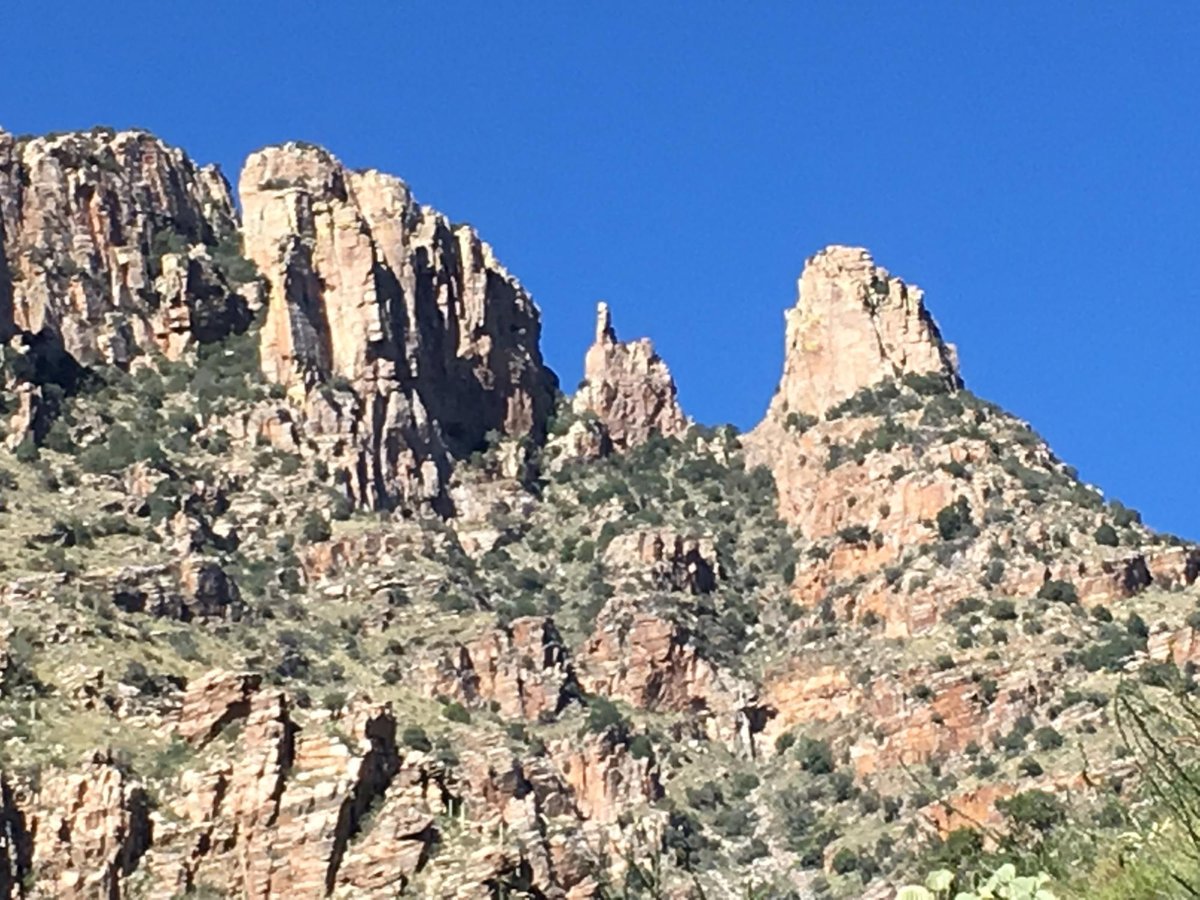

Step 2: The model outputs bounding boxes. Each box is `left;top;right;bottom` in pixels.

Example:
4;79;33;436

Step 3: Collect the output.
761;245;960;422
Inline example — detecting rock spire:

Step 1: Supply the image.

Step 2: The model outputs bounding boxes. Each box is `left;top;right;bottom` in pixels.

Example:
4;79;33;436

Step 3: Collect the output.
573;301;687;450
761;245;960;422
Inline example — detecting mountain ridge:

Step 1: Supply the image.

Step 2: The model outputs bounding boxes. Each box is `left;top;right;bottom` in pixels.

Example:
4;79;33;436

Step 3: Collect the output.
0;125;1196;899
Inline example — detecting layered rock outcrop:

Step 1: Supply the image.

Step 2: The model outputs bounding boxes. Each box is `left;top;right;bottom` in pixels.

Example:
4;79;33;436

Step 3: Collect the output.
602;528;719;594
6;122;1200;897
0;673;664;898
577;598;763;752
24;754;151;899
573;302;687;450
0;127;250;371
424;617;579;721
743;245;967;564
239;143;558;510
0;128;560;515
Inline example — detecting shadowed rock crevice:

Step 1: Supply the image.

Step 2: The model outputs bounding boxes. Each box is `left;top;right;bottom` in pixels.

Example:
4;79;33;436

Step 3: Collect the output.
324;713;401;892
0;778;32;898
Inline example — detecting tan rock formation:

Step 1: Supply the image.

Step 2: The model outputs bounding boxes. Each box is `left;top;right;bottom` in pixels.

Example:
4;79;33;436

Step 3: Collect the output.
26;753;151;900
2;381;46;450
761;660;1049;777
0;676;665;898
576;598;761;751
151;247;254;359
573;302;687;450
238;143;557;511
545;416;612;470
578;599;721;713
602;528;719;594
425;617;579;720
758;245;959;422
0;128;249;368
546;730;662;824
177;670;262;746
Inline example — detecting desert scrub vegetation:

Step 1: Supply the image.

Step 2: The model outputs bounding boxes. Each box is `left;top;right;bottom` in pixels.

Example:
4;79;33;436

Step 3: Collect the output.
491;425;800;672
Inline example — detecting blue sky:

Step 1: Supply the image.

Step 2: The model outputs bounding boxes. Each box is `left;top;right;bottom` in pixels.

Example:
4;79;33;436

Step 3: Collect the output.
3;3;1198;536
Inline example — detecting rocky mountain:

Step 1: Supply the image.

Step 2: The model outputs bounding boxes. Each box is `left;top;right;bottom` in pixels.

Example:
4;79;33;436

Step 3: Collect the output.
0;126;1196;900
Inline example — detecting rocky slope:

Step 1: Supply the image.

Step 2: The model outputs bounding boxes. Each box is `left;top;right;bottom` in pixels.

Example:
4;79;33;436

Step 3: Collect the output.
0;127;1196;899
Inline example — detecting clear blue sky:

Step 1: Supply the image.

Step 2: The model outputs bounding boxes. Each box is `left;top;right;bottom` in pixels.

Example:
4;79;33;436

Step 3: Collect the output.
3;3;1198;537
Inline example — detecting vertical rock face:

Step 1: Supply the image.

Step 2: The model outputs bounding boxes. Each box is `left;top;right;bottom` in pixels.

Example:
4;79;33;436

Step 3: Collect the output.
0;127;249;370
0;674;664;898
573;302;688;450
26;754;152;900
760;245;959;421
238;143;558;509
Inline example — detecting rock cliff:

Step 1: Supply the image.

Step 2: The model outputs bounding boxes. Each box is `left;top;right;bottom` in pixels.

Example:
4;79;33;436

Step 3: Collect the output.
239;144;558;510
756;245;960;423
0;127;249;373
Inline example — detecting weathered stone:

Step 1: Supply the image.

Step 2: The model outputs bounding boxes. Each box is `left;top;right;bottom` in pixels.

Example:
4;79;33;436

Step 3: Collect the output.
573;302;687;450
425;617;579;720
26;753;152;900
238;143;558;511
0;128;245;370
152;248;253;359
757;245;959;421
576;598;759;751
603;528;719;594
177;670;262;746
546;730;662;824
2;382;46;450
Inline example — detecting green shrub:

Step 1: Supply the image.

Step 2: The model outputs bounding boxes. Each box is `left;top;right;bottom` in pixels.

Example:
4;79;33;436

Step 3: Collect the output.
1126;612;1149;640
712;805;754;838
685;781;725;810
301;511;332;544
585;696;626;734
401;725;432;752
936;497;975;541
628;734;654;760
1080;630;1142;672
837;525;871;545
1094;523;1120;546
989;598;1018;621
795;736;835;775
13;436;39;463
1033;726;1063;751
1109;500;1141;528
441;701;471;724
208;231;260;283
730;772;760;799
831;847;860;874
1037;580;1078;604
785;411;819;434
996;789;1066;837
902;372;953;396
